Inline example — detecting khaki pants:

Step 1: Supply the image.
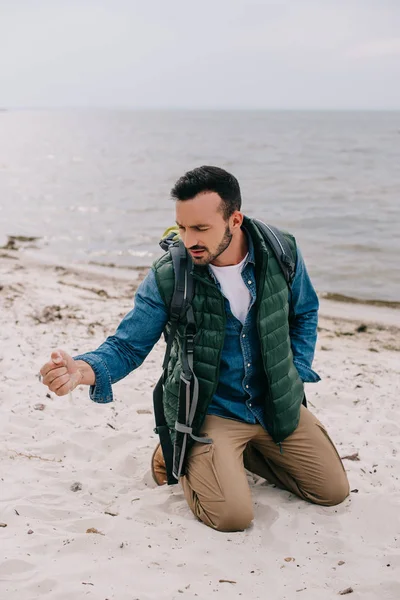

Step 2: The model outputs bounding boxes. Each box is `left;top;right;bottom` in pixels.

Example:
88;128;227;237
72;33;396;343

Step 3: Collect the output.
181;407;350;532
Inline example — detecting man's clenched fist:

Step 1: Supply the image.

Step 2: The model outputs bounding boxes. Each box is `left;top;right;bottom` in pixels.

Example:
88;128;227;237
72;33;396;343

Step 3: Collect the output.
40;350;84;396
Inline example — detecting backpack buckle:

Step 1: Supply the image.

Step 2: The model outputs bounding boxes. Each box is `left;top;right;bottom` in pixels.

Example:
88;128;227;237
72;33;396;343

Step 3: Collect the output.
186;333;194;354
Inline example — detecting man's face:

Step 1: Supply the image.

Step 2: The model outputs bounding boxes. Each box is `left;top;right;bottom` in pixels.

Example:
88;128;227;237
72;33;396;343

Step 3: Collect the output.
175;192;233;266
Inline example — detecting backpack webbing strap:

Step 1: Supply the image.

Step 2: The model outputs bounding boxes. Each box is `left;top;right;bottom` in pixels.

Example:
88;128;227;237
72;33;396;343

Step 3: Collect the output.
253;220;296;287
172;304;212;480
153;375;177;485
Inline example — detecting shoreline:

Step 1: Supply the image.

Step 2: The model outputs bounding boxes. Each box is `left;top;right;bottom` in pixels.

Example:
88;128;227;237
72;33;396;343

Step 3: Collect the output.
2;248;399;329
2;234;399;310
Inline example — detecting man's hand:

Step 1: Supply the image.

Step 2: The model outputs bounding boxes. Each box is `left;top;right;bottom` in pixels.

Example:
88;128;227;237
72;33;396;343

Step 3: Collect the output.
40;350;86;396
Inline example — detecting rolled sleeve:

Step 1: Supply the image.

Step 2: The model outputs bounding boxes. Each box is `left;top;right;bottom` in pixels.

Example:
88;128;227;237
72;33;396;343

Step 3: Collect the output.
73;352;114;404
293;359;321;383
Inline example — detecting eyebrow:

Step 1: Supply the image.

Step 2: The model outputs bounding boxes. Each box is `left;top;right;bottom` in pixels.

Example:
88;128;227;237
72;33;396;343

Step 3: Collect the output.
176;222;210;228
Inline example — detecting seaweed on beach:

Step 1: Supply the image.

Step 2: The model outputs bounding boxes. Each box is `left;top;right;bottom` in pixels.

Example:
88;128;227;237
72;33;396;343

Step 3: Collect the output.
0;235;41;251
31;304;81;324
322;292;400;310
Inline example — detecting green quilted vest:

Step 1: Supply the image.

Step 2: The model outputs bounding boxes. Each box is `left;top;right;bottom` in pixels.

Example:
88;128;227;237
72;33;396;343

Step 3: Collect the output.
152;216;304;444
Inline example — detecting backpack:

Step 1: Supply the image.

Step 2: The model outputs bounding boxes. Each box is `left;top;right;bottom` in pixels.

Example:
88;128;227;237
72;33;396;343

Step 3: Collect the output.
153;219;297;484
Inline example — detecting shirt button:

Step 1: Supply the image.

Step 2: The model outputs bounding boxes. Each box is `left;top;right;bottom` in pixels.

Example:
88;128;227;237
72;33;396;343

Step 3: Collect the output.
248;402;252;407
247;363;251;367
248;280;252;285
246;385;249;389
242;334;246;338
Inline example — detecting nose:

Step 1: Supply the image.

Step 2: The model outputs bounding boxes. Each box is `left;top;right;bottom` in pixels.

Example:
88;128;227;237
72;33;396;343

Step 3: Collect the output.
183;229;198;249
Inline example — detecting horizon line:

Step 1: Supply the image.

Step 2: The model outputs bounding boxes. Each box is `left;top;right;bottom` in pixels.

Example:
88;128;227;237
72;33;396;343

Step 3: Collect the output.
2;106;400;112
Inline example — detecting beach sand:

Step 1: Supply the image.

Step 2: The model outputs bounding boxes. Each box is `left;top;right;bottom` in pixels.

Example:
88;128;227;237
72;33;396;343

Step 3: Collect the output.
1;249;400;600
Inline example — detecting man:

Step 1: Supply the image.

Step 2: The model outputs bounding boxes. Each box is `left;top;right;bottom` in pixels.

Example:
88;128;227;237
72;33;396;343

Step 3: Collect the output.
40;166;349;532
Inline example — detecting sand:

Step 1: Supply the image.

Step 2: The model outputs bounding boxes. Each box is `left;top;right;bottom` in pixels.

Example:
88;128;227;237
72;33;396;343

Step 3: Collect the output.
1;249;400;600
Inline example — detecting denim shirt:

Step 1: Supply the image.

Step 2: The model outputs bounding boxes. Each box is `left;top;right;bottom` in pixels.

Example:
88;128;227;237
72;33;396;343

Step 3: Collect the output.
75;234;320;429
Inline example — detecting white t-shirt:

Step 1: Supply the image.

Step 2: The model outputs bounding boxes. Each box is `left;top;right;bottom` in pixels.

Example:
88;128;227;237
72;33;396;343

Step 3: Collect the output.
209;253;251;325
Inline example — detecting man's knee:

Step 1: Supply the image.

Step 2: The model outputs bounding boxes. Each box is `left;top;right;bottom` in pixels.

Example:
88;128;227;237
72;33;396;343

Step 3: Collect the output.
312;474;350;507
208;503;254;532
324;479;350;507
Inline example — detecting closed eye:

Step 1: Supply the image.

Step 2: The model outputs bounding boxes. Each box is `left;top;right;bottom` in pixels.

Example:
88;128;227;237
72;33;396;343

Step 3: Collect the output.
177;225;209;232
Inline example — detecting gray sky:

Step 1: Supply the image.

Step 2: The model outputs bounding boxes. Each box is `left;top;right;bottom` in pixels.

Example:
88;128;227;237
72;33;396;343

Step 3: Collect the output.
1;0;400;109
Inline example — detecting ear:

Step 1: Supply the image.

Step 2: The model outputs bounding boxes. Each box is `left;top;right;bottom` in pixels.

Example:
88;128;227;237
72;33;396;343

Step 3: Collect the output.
231;211;244;230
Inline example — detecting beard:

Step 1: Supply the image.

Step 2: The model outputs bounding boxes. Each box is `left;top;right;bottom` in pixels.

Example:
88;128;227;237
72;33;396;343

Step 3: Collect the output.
189;223;233;266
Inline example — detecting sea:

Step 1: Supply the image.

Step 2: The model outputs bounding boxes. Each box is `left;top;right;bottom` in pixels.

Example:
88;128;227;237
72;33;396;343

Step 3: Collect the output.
0;109;399;303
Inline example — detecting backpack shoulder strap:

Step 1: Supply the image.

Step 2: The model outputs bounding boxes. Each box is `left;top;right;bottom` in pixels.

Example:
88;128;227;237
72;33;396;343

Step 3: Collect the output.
153;240;195;485
253;219;297;286
161;241;194;367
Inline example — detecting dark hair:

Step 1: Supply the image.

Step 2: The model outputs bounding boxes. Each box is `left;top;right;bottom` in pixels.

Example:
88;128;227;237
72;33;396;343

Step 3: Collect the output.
171;166;242;219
